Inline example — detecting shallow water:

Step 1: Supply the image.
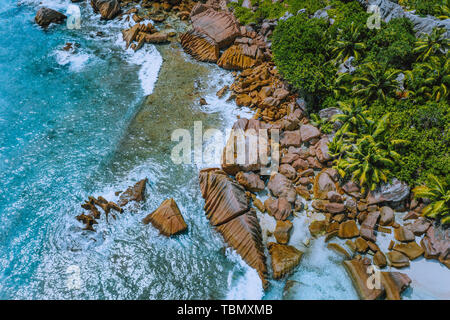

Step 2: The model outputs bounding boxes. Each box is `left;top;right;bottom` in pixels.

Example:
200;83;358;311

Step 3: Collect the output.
1;0;448;300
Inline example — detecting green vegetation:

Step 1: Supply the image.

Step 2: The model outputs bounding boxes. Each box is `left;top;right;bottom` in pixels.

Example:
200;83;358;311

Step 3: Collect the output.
268;0;449;200
398;0;449;19
413;174;450;225
229;0;327;25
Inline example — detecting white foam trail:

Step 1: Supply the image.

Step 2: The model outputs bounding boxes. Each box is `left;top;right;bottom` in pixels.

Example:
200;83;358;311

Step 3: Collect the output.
225;249;264;300
116;34;163;96
53;49;91;72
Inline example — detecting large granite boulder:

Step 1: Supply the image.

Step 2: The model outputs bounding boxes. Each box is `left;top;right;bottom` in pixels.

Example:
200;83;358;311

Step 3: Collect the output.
199;168;249;226
180;30;220;62
199;168;268;286
91;0;121;20
236;171;265;192
356;0;450;38
190;4;241;48
367;179;410;205
265;197;292;221
344;258;411;300
267;242;303;279
216;210;268;287
217;44;258;70
142;198;187;236
267;173;296;203
313;170;336;200
35;7;66;28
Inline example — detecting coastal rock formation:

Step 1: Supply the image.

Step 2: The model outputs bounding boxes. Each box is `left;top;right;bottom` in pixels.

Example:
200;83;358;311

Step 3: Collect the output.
190;4;240;48
338;220;359;239
393;241;424;260
216;210;268;287
236;171;265;192
35;7;66;28
118;179;147;207
274;220;293;244
267;242;303;279
267;173;296;203
180;30;220;62
367;179;409;205
91;0;121;20
142;198;187;236
217;45;257;70
356;0;450;38
387;251;410;268
265;197;292;221
199;168;267;286
344;258;411;300
199;168;249;226
314;170;336;200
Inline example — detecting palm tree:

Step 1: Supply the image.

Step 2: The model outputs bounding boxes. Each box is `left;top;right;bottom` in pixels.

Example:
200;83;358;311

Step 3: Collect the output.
413;174;450;225
332;113;405;194
331;99;372;134
352;62;401;102
330;22;367;63
411;55;450;102
413;27;449;62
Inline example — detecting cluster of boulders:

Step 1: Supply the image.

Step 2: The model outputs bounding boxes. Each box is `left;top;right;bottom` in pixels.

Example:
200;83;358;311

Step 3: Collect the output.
76;178;188;237
76;179;146;231
122;22;169;51
180;2;272;69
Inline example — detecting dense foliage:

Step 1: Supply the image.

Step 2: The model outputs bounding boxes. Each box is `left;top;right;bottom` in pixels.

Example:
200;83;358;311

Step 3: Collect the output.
397;0;449;19
229;0;327;25
270;0;449;195
413;174;450;225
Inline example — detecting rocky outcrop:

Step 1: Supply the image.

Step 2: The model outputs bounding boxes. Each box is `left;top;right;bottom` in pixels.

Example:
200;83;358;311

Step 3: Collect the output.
199;168;267;285
267;173;296;203
77;196;123;231
367;179;410;205
190;4;240;48
344;258;411;300
216;210;268;286
314;170;337;200
91;0;121;20
387;251;410;268
236;171;265;192
356;0;450;38
142;198;187;236
393;241;424;260
217;44;258;70
265;197;292;221
199;168;249;226
35;7;66;28
180;30;220;62
118;179;147;207
274;220;293;244
267;242;303;279
338;220;359;239
420;226;450;268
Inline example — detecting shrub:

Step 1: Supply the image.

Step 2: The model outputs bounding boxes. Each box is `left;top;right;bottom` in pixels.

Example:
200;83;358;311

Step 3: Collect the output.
272;14;336;103
365;18;416;69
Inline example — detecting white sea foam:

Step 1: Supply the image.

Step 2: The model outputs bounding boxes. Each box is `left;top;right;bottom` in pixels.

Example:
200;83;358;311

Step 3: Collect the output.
225;249;264;300
53;48;91;72
116;34;163;96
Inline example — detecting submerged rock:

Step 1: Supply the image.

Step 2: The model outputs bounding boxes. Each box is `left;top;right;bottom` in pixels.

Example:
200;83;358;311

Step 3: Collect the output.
118;179;147;207
142;198;187;236
35;7;66;28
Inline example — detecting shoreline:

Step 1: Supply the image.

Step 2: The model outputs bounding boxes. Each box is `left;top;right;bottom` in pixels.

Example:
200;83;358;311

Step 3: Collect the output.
19;0;450;300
